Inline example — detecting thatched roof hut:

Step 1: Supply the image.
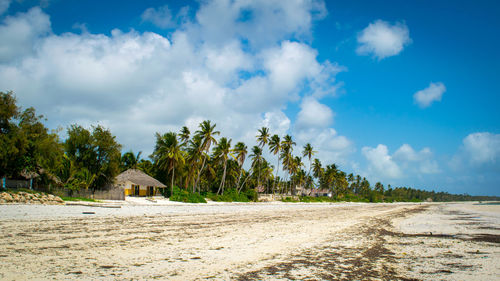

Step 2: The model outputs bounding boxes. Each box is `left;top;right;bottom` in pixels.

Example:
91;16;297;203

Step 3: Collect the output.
115;169;166;197
116;169;166;187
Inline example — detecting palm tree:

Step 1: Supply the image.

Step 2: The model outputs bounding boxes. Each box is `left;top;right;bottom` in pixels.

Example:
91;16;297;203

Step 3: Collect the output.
240;145;262;191
184;135;202;190
312;158;323;180
194;120;220;192
179;126;190;146
290;156;303;195
121;150;142;170
281;135;295;194
233;142;248;192
256;127;270;188
153;132;185;196
268;134;281;194
214;137;232;195
302;143;316;192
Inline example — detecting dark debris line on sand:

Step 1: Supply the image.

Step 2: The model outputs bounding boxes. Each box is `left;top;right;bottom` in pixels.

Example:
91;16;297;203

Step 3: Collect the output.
236;206;427;281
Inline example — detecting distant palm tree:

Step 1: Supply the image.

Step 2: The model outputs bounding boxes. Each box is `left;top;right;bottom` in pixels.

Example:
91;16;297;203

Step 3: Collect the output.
268;134;281;194
121;150;142;170
214;137;232;195
302;143;316;191
194;120;220;192
256;127;270;188
153;132;185;196
233;141;248;192
239;145;262;191
184;134;202;189
281;135;295;194
179;126;190;146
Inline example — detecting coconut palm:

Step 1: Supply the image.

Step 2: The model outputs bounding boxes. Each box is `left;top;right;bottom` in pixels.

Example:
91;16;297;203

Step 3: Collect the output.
194;120;220;192
153;132;185;196
239;145;262;191
256;127;270;187
179;126;190;146
184;134;202;190
302;143;316;191
268;134;281;194
213;137;232;195
281;135;295;194
233;141;248;192
121;150;142;170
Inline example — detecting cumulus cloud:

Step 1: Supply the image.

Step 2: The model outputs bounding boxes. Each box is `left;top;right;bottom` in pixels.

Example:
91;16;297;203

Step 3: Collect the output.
194;0;327;48
0;1;350;161
462;132;500;165
0;7;51;62
141;5;175;28
141;5;190;29
356;20;411;60
362;144;402;179
295;96;334;129
362;143;440;181
413;82;445;108
393;144;440;174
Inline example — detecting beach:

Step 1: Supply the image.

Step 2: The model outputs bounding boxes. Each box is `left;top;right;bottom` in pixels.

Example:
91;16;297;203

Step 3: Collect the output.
0;201;498;280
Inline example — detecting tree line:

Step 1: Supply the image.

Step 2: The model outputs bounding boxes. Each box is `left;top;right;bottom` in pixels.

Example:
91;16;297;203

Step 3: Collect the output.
2;91;498;202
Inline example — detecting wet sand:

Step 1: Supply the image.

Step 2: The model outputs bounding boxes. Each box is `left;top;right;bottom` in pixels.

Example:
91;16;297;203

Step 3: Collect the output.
0;202;498;280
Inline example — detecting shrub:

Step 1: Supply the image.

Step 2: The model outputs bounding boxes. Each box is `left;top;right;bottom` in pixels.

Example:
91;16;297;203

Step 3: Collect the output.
169;186;206;203
281;197;299;203
206;188;256;202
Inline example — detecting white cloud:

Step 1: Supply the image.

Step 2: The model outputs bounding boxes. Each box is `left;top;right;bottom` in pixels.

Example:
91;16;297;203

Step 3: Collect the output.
260;110;291;137
194;0;327;48
356;20;411;60
413;82;445;108
0;1;346;158
141;5;190;29
0;7;51;62
462;132;500;165
393;144;440;174
295;96;334;129
295;127;354;167
362;144;402;179
141;5;175;28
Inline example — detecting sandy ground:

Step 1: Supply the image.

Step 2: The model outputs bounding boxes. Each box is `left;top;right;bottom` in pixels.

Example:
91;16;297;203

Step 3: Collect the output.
0;201;498;280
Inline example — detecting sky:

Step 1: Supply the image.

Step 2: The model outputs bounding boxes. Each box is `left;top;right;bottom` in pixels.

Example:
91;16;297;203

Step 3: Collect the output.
0;0;499;196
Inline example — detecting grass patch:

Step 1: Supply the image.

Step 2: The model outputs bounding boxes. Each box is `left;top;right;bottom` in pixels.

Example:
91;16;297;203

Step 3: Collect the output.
60;196;99;202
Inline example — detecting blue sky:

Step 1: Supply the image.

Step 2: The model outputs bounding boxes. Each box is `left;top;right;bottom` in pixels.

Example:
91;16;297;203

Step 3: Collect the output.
1;0;499;195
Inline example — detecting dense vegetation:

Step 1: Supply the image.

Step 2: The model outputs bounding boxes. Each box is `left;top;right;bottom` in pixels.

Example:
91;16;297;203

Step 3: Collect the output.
2;91;499;203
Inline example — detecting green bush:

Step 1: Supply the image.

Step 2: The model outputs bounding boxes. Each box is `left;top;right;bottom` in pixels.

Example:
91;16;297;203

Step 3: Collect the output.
206;188;257;202
281;197;299;202
169;186;206;203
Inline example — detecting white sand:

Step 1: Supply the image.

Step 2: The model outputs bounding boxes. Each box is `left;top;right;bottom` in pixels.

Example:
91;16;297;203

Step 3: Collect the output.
0;202;498;280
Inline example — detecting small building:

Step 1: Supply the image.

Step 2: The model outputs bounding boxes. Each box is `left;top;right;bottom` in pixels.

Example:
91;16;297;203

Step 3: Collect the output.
115;169;166;197
310;188;332;198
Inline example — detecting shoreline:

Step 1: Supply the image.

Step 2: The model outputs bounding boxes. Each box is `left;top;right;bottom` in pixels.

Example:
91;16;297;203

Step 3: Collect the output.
0;202;498;280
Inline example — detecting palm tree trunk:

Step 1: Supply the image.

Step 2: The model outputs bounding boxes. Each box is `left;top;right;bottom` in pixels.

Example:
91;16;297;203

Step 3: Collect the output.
272;157;280;195
171;164;175;197
194;154;207;193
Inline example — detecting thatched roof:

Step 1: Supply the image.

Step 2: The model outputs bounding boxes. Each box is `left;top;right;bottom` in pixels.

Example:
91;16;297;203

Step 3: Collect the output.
115;169;166;188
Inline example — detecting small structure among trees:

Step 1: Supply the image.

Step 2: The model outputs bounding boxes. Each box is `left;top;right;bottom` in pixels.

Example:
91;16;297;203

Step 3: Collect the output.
115;169;166;197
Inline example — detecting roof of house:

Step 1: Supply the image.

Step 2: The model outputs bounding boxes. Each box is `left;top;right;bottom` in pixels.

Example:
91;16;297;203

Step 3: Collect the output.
115;169;166;188
310;188;331;194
